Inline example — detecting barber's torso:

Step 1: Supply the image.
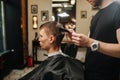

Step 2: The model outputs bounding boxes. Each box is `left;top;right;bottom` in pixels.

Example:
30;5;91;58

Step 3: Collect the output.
85;1;120;80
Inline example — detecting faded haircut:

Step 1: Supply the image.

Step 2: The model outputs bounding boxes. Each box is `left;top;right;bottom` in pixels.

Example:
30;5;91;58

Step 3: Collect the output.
39;21;64;46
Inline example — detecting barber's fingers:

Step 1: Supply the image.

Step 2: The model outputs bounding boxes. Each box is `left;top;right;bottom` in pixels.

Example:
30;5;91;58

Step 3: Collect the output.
71;32;82;40
71;32;89;47
72;39;81;46
67;29;74;33
71;32;82;46
65;29;74;39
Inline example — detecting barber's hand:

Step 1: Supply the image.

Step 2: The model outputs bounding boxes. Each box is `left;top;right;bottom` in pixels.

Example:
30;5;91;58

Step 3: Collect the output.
70;32;90;47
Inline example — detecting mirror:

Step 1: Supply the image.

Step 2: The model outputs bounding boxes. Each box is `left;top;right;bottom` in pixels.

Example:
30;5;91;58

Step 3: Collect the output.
52;0;76;29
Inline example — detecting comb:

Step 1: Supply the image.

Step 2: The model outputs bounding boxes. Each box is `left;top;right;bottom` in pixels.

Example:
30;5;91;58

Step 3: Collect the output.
59;26;69;32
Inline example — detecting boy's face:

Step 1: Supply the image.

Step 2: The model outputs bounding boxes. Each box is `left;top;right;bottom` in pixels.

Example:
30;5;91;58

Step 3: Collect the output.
39;28;51;50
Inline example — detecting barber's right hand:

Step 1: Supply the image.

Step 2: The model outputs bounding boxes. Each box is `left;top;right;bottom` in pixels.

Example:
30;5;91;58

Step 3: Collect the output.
70;31;90;47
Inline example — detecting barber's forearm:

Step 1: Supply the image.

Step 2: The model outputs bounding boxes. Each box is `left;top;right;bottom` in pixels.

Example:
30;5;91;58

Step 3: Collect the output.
87;38;120;58
97;41;120;58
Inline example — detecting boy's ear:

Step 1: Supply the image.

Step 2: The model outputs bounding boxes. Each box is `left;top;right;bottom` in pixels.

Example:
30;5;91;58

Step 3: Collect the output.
49;35;55;43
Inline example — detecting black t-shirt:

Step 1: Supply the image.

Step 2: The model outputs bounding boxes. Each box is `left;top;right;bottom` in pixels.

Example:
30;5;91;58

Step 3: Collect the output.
85;1;120;80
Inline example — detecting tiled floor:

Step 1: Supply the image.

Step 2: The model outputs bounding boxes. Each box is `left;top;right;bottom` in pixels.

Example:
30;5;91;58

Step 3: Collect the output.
3;64;39;80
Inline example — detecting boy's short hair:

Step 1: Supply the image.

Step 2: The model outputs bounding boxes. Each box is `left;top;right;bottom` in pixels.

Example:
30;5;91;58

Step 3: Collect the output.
39;21;64;46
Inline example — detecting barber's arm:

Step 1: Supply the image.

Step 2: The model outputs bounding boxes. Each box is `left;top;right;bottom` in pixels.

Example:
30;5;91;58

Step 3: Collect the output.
96;28;120;58
70;28;120;58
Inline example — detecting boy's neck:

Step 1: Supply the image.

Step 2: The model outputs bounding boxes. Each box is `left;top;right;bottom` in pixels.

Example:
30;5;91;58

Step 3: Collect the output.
47;46;60;53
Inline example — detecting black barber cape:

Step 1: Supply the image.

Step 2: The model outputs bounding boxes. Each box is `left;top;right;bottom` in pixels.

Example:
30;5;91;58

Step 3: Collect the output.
19;54;84;80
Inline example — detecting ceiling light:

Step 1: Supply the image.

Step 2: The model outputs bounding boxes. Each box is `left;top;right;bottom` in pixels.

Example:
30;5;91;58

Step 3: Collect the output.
70;0;75;5
57;8;62;12
63;3;68;7
58;12;69;17
52;4;62;7
52;3;73;7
